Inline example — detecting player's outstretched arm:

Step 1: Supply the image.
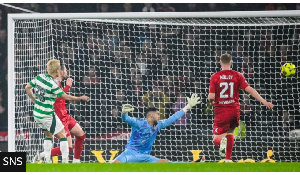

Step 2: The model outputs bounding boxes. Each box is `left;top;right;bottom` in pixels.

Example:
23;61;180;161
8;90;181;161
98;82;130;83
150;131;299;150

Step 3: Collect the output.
60;93;89;102
121;104;140;128
158;93;201;130
244;86;274;109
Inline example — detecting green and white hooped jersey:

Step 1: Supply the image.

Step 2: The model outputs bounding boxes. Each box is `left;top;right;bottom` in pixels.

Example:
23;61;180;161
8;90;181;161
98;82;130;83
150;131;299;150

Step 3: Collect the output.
29;74;65;119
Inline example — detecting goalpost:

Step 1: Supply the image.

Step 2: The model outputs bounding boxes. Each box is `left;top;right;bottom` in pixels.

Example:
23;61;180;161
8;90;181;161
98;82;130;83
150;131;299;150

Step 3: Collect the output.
8;11;300;162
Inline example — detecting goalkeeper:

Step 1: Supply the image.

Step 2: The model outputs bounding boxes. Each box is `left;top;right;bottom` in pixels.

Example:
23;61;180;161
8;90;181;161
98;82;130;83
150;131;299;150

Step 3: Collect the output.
112;93;201;163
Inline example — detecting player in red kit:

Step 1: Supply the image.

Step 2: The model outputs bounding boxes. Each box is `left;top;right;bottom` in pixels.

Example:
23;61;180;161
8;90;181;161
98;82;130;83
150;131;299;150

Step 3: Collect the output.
208;53;274;162
33;64;85;163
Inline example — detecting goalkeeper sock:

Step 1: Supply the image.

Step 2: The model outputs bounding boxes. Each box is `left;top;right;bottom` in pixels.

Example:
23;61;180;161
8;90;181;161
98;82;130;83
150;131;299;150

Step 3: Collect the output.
59;138;69;163
51;146;73;156
225;134;234;160
74;134;85;160
213;137;222;147
44;137;53;163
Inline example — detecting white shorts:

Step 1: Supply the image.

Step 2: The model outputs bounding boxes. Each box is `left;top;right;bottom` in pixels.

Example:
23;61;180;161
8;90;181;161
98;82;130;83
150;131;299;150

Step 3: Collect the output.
34;113;64;135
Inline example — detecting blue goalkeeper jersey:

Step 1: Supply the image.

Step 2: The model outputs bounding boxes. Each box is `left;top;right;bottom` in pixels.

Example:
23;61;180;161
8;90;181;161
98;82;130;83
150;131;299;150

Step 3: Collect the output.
121;110;185;154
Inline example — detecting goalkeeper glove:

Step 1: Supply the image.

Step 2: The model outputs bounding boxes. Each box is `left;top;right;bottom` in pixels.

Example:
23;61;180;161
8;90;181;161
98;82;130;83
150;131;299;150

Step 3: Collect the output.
122;104;134;114
183;93;201;113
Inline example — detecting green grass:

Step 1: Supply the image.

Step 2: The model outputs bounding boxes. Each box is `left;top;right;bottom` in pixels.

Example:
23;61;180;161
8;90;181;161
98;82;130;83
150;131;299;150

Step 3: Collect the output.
26;162;300;172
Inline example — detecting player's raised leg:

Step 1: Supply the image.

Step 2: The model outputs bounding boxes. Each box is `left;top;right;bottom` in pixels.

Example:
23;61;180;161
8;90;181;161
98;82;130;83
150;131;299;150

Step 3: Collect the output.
213;133;226;147
213;133;227;157
212;115;230;158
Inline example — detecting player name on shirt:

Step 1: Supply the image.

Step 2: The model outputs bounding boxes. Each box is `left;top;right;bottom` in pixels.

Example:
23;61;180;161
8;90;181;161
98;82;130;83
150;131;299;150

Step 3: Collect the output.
220;75;233;80
219;99;235;105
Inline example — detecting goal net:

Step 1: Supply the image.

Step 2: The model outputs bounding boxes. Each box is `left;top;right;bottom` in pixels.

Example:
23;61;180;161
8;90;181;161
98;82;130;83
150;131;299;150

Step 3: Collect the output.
9;12;300;162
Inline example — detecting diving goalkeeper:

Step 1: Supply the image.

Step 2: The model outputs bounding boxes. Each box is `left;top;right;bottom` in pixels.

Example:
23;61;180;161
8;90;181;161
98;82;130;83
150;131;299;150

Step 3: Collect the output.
112;93;201;163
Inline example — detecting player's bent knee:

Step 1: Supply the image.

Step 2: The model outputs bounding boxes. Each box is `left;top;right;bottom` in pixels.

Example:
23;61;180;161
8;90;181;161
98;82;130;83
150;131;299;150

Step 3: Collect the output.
71;124;85;137
75;134;85;140
78;131;85;137
157;159;169;163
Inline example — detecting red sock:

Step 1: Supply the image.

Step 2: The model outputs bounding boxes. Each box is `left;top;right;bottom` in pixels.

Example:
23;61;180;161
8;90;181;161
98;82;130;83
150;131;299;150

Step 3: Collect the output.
68;147;73;153
225;134;234;160
213;137;222;147
51;146;61;156
51;146;73;156
74;135;85;159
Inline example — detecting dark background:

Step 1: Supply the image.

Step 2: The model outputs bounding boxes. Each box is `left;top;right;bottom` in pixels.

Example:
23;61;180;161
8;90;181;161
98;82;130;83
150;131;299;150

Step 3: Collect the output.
0;3;299;162
1;3;298;131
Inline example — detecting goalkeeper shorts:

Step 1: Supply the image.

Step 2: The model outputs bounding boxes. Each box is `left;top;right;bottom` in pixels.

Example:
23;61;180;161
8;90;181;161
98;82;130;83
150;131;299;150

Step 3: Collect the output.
114;149;159;163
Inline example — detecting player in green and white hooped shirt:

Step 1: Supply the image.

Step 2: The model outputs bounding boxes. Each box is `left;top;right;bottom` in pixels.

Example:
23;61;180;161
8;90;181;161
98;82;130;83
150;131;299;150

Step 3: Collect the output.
25;59;89;163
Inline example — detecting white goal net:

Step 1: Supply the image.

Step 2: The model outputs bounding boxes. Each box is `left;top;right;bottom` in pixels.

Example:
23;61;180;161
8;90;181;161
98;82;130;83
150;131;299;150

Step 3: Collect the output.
9;12;300;162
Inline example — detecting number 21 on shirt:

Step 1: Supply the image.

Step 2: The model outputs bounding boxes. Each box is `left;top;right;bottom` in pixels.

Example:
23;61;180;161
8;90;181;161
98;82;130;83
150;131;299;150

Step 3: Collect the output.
220;82;234;98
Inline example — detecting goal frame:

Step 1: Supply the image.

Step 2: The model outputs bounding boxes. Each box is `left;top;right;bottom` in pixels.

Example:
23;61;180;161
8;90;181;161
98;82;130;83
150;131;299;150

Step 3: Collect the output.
7;10;300;152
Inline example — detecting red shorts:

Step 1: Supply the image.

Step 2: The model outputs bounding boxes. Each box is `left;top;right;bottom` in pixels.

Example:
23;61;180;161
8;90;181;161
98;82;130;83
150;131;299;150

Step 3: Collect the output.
59;115;77;137
213;106;240;135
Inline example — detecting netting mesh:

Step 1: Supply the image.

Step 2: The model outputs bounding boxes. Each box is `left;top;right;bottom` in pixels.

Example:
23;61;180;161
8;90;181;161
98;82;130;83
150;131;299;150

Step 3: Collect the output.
13;16;300;162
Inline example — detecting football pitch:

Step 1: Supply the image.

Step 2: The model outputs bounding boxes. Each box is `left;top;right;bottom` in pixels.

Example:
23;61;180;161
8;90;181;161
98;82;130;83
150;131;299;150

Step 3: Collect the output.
26;162;300;172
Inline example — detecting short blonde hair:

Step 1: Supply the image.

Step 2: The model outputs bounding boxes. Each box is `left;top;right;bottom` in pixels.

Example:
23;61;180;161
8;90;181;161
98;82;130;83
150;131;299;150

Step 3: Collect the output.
47;59;60;74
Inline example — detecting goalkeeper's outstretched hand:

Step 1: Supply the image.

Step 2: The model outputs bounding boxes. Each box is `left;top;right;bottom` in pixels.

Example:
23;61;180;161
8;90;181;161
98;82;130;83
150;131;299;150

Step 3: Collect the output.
187;93;201;108
122;104;134;114
182;93;201;113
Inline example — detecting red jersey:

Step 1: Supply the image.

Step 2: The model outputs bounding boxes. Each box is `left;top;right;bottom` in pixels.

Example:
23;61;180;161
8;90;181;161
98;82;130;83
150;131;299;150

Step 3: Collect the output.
209;70;249;107
54;81;70;119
